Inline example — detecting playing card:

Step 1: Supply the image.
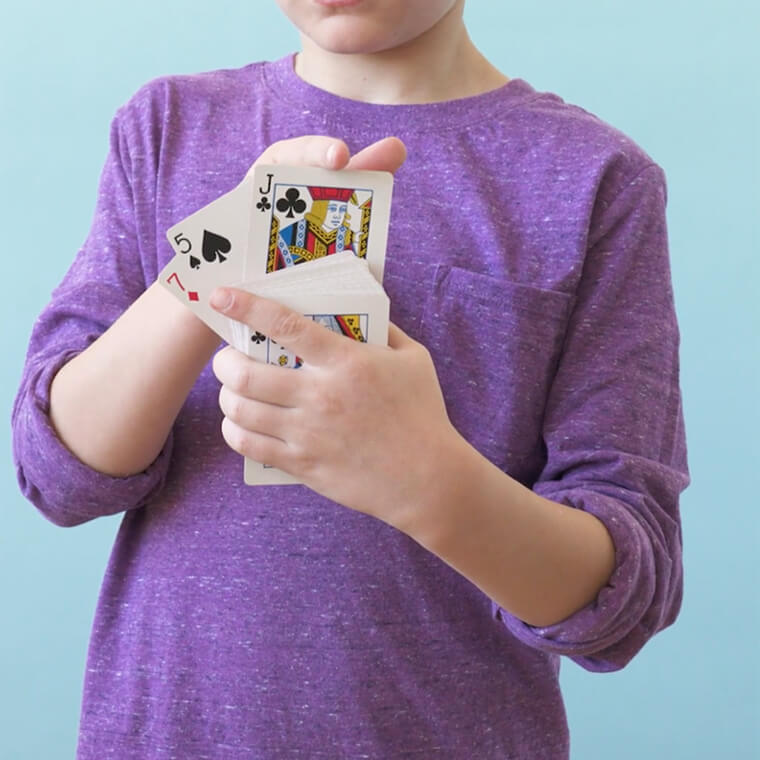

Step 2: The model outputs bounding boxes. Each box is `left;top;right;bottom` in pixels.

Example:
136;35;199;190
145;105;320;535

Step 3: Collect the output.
240;289;390;486
158;176;256;343
246;164;393;284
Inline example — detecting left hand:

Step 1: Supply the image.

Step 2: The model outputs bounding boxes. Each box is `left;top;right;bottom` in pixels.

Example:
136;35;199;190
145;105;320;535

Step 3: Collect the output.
210;287;461;530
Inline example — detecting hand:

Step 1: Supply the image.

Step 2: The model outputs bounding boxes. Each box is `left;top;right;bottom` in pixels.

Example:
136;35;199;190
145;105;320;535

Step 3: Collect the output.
210;289;462;530
245;133;407;175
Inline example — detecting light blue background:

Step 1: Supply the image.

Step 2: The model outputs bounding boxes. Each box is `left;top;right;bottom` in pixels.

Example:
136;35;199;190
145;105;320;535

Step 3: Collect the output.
1;1;757;757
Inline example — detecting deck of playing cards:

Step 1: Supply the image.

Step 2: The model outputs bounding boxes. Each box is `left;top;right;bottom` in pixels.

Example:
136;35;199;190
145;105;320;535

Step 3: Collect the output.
157;164;395;485
228;252;390;485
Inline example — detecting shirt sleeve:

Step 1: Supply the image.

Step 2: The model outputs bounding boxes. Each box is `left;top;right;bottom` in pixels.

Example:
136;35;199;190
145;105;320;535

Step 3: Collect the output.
494;163;690;672
11;89;174;528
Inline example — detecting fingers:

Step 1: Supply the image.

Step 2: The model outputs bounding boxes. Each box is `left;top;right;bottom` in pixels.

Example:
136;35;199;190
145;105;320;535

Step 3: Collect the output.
246;135;408;177
218;387;291;441
210;288;341;366
213;345;299;466
213;346;301;407
346;137;407;173
221;417;291;468
247;136;350;176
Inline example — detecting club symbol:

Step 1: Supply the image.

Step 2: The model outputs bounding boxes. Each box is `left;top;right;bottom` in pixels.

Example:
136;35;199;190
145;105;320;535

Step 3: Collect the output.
276;187;307;219
201;230;231;265
256;196;271;212
251;331;267;344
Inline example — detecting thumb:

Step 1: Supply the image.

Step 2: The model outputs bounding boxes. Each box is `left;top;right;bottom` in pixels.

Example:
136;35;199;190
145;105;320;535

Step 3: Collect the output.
210;287;340;365
346;137;407;174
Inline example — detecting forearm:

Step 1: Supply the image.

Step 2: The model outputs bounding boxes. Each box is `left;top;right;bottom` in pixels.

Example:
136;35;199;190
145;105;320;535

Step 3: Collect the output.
401;430;616;628
49;282;221;477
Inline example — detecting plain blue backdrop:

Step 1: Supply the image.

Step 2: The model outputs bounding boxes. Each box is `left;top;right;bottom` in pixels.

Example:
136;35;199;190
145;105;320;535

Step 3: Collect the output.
1;1;757;758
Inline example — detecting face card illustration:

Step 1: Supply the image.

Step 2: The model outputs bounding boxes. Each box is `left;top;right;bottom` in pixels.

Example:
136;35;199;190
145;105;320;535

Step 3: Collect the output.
158;177;255;343
247;165;393;285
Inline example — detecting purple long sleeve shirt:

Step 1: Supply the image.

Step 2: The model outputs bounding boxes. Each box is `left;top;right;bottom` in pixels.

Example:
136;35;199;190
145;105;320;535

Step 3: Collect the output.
12;54;689;759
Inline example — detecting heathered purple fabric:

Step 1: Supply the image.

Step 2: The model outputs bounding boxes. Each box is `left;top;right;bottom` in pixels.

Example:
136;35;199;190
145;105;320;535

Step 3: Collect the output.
12;54;689;758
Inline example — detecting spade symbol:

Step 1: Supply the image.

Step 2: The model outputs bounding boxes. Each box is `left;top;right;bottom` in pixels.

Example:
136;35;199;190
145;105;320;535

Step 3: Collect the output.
201;230;232;264
189;255;201;269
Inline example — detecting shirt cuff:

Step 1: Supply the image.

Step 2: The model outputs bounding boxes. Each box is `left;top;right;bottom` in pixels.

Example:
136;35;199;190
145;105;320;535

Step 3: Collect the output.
493;487;663;672
13;350;173;527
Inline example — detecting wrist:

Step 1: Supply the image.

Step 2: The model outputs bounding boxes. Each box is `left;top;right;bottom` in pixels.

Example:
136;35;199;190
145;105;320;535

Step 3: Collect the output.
151;281;221;349
389;424;481;547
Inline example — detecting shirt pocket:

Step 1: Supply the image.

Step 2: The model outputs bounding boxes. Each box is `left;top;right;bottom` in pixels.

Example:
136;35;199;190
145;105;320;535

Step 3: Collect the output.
419;265;573;479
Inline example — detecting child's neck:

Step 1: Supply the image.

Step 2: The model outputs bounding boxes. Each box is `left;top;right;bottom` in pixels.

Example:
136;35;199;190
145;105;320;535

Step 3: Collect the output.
295;23;508;105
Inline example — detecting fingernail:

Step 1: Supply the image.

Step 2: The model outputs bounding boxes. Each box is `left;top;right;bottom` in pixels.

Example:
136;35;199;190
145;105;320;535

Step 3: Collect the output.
326;143;338;166
210;288;233;312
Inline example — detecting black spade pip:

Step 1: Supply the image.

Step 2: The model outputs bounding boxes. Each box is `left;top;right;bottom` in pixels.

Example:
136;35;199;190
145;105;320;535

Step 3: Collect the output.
199;230;232;267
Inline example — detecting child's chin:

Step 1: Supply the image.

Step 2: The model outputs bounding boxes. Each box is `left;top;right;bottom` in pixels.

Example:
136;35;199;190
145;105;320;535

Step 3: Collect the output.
309;23;401;56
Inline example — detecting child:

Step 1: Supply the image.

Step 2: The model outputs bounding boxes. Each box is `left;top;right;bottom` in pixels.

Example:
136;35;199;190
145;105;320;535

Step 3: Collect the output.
12;0;689;757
